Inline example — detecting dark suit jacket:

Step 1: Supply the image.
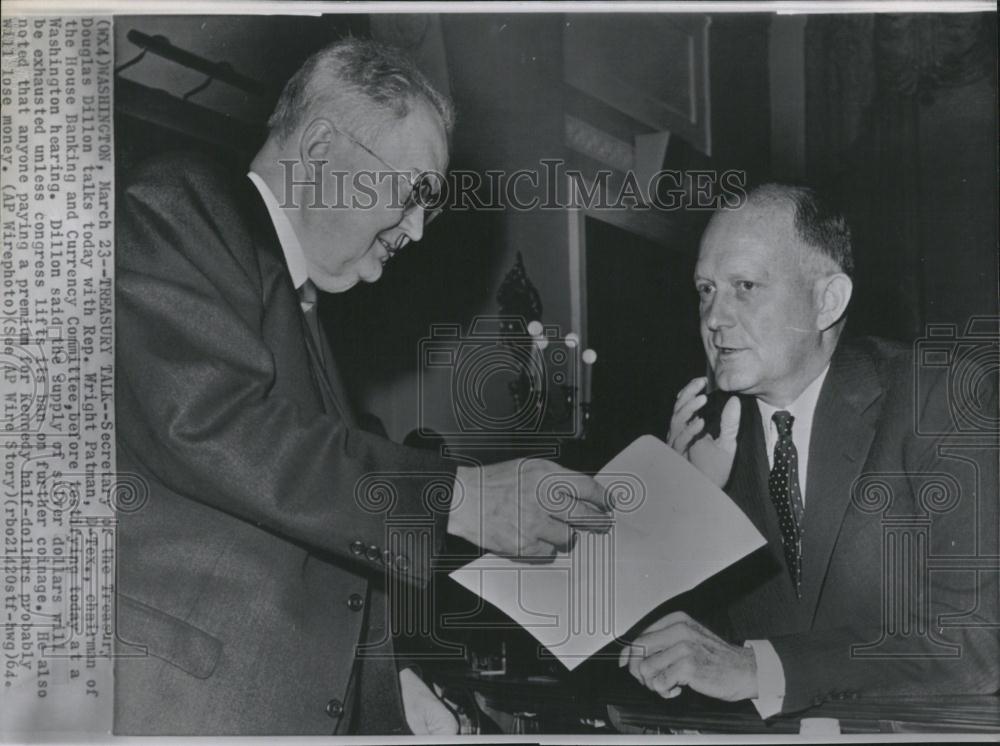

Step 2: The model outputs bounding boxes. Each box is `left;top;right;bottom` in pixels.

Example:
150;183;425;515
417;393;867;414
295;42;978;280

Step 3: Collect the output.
704;335;999;714
114;152;455;735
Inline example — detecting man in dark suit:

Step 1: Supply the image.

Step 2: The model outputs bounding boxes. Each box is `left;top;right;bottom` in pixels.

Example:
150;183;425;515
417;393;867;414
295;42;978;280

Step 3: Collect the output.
114;38;610;735
620;184;998;715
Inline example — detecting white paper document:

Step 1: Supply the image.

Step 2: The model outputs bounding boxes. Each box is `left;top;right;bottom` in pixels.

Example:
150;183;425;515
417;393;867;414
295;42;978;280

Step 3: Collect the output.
449;435;766;670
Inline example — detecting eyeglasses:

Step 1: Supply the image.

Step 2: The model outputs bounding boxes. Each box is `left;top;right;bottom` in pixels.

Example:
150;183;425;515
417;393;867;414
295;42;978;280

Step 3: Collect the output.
329;122;445;226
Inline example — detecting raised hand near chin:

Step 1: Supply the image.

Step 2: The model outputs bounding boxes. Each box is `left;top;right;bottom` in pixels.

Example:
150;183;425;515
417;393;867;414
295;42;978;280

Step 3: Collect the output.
667;377;740;488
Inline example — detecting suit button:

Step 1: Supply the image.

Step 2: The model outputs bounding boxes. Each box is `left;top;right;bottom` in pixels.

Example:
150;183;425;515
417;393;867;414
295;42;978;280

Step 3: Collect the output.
394;554;410;571
366;545;381;562
349;540;365;556
325;698;344;718
347;593;364;612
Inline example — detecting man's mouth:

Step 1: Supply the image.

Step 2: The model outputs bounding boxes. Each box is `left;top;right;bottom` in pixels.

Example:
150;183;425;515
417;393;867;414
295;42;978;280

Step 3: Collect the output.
377;235;411;264
378;237;396;264
715;345;744;357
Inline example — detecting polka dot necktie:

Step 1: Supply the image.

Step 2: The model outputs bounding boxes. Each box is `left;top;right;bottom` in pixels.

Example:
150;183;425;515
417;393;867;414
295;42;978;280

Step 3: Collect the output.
769;410;804;598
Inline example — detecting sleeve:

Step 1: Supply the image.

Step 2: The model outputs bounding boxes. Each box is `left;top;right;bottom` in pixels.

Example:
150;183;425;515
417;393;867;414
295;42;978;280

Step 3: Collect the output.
115;166;454;587
745;639;785;718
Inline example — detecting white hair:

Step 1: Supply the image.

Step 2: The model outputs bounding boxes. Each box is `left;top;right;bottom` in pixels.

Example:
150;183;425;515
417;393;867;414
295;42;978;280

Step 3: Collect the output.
267;37;455;145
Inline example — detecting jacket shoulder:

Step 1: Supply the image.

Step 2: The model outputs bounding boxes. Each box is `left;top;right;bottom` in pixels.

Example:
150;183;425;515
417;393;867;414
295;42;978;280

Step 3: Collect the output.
840;334;914;387
118;152;269;283
123;150;236;189
120;152;254;228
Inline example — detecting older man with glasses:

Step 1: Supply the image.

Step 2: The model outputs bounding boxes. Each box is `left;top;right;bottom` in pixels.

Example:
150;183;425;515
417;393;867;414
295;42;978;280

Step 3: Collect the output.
115;38;611;736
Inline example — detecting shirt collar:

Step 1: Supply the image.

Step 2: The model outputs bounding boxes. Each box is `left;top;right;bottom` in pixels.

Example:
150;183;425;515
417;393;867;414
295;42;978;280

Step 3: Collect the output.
756;363;831;428
247;171;310;291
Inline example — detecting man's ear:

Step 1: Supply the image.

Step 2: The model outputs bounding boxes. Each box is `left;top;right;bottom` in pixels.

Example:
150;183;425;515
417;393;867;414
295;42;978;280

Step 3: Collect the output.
298;117;335;173
814;273;853;331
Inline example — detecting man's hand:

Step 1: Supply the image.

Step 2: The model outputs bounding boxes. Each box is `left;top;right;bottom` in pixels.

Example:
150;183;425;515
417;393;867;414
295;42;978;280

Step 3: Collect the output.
618;611;758;702
399;668;458;735
448;459;612;559
667;377;740;487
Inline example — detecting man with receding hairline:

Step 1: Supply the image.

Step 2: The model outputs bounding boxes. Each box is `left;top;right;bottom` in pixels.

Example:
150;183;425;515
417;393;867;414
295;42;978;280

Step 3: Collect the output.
621;184;998;717
114;37;611;735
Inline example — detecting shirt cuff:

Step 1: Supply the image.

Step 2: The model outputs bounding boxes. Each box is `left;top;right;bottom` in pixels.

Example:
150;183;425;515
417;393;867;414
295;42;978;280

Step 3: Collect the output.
745;639;785;719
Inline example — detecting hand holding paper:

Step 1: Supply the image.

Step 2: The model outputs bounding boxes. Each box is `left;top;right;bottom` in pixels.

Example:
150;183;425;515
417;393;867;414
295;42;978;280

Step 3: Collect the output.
448;458;612;557
450;435;765;670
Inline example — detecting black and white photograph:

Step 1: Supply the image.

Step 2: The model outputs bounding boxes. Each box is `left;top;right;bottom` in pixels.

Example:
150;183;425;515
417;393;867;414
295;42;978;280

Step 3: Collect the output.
1;1;998;740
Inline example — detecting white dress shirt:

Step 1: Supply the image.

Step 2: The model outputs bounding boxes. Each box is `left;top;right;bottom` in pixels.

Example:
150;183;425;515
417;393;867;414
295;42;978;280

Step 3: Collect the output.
247;171;310;298
746;363;831;718
755;364;830;506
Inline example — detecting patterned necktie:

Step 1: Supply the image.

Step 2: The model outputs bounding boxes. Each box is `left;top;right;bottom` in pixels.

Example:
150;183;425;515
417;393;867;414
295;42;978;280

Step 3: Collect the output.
769;410;804;598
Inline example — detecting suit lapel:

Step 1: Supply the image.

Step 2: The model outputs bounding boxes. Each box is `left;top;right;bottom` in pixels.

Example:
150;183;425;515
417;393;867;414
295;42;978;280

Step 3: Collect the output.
731;396;782;544
243;175;358;427
799;340;883;621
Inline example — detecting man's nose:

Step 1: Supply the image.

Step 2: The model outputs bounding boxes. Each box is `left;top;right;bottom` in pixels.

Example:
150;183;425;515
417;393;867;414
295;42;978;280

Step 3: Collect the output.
703;291;734;331
398;207;425;243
